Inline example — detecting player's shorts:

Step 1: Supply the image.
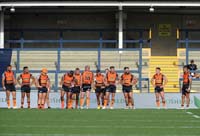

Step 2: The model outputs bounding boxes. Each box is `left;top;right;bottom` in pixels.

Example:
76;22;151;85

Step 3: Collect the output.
5;84;16;91
155;86;164;93
122;85;133;93
21;85;31;93
71;86;81;94
106;85;116;93
95;86;105;93
82;84;91;92
62;85;71;92
182;84;190;96
38;87;48;93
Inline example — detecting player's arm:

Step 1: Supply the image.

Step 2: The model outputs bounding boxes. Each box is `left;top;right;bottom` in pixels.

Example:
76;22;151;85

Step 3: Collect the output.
2;74;6;90
60;76;64;85
151;76;155;87
13;74;16;85
47;78;51;92
163;75;168;88
132;75;138;85
35;76;41;88
17;75;22;86
188;76;192;91
120;75;123;85
30;75;35;86
116;73;119;84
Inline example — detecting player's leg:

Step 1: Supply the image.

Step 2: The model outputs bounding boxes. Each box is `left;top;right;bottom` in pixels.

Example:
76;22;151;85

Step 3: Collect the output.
123;92;129;109
160;91;166;108
181;94;185;108
6;90;11;109
60;90;65;109
80;90;85;109
12;91;17;109
101;89;105;107
38;93;43;109
155;92;160;108
110;86;116;109
21;92;25;108
46;91;50;109
75;92;79;109
66;91;71;109
41;92;47;109
103;91;110;109
186;93;190;108
96;91;100;109
128;91;134;109
86;90;90;109
26;92;31;108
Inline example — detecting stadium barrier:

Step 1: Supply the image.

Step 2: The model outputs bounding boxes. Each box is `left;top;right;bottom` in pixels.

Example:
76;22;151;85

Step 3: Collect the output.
0;92;200;109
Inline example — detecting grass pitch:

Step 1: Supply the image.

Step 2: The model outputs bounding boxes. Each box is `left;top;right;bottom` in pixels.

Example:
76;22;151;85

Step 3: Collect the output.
0;109;200;136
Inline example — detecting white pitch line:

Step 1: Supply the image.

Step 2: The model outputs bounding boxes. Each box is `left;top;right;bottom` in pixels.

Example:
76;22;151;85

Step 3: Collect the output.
186;111;200;119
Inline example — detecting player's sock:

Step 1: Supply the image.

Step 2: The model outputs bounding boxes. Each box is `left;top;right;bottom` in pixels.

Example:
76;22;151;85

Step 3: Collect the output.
104;99;108;107
41;104;44;109
80;98;84;107
7;99;10;108
76;99;79;109
110;99;115;107
67;99;72;109
13;98;16;107
156;100;160;107
162;101;166;107
21;102;24;108
86;97;90;108
38;104;41;109
27;101;30;108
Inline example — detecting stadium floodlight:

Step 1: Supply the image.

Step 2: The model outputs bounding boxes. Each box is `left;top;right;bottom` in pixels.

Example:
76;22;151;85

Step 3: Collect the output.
10;7;15;13
149;6;155;12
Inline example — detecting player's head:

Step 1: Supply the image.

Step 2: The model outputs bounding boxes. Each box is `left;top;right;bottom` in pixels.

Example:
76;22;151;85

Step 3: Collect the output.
156;67;161;74
105;68;109;74
190;60;194;64
124;67;130;74
41;68;48;75
183;65;188;72
23;66;29;73
85;65;90;71
75;68;80;74
7;65;12;71
96;69;101;75
69;70;74;77
110;66;115;72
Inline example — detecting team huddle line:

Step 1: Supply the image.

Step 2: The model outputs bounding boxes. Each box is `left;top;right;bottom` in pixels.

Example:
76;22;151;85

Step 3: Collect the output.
2;64;192;109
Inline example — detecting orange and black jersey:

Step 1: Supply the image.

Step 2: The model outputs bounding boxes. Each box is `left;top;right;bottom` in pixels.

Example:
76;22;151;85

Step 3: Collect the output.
20;73;32;85
95;74;105;87
82;71;93;84
38;74;49;87
183;72;191;85
3;71;15;84
74;74;82;86
63;74;74;87
121;73;134;86
152;73;164;86
106;71;118;85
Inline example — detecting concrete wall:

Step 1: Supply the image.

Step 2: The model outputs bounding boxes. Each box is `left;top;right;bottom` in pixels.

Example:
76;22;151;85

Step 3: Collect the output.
4;12;200;56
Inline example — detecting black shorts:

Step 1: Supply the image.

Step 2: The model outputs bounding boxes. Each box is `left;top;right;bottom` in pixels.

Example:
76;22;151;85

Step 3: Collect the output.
106;85;116;93
95;86;105;93
5;84;16;91
122;85;133;93
82;84;91;92
71;86;81;94
182;84;190;96
155;86;164;93
62;85;71;92
21;85;31;93
38;87;48;93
